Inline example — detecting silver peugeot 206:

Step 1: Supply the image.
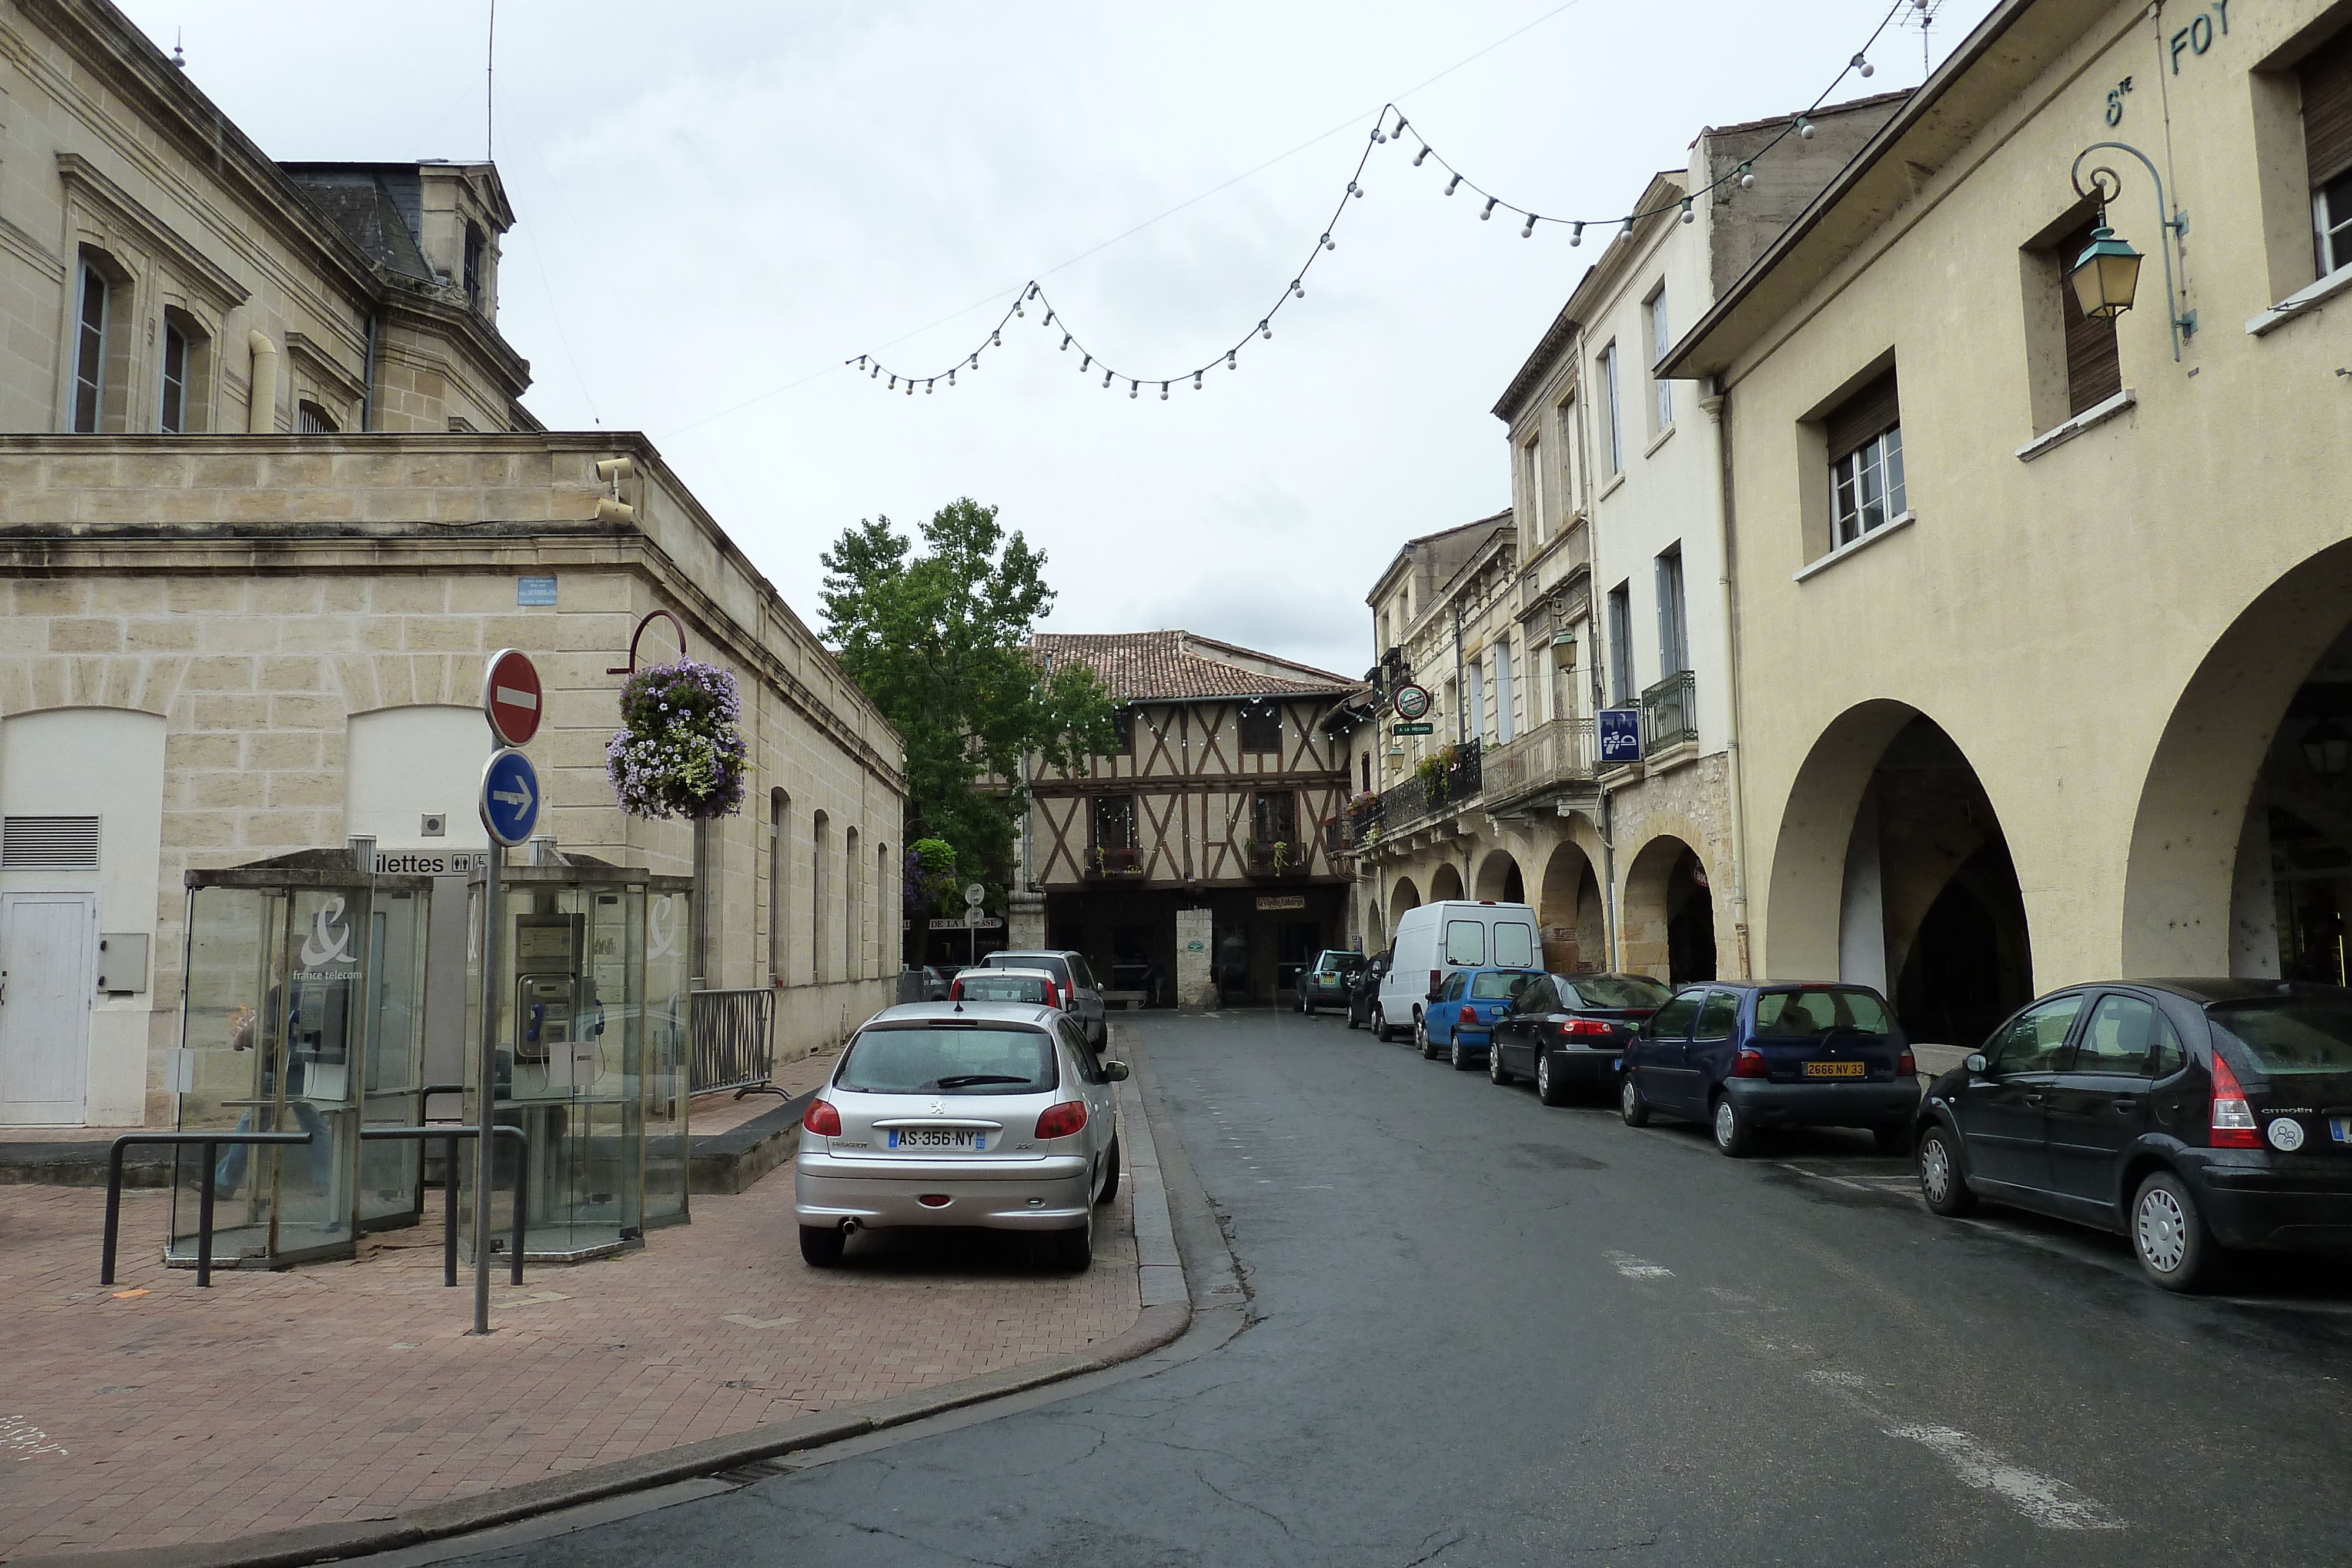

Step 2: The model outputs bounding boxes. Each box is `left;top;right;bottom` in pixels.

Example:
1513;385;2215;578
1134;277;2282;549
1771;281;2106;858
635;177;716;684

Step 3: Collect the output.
794;1001;1126;1271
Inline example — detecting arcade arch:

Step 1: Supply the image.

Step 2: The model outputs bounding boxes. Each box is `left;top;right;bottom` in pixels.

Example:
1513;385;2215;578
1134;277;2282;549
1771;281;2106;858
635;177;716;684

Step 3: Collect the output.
1474;848;1524;904
1537;841;1605;974
1387;875;1422;947
1429;861;1465;902
1622;835;1716;985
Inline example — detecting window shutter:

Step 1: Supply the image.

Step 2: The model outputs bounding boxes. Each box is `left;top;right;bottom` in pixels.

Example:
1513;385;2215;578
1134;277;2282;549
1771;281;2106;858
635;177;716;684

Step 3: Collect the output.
2304;29;2352;186
2057;217;2124;415
2;816;100;870
1825;369;1900;462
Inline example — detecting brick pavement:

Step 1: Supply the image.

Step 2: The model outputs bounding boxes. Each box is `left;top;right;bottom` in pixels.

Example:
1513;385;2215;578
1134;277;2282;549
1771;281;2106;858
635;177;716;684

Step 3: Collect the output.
0;1073;1140;1560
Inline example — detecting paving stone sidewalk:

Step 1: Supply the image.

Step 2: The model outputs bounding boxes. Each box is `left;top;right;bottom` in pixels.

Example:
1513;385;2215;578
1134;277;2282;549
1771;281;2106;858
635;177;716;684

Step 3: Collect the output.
0;1052;1142;1560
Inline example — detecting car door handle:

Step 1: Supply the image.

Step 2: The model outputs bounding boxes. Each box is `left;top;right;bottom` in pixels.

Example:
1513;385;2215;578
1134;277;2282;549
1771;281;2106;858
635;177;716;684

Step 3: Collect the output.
2112;1097;2140;1111
2022;1093;2045;1105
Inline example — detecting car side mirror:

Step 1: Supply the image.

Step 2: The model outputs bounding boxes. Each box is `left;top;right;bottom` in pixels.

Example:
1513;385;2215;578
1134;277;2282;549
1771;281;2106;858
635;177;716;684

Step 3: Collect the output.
1102;1061;1130;1082
1428;984;1444;1002
1965;1052;1989;1076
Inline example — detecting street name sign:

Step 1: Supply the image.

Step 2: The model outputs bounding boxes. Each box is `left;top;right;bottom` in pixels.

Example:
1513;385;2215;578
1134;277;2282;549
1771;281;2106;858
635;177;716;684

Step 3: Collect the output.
479;748;540;845
928;917;1005;930
1597;708;1643;765
483;648;543;747
1394;722;1434;736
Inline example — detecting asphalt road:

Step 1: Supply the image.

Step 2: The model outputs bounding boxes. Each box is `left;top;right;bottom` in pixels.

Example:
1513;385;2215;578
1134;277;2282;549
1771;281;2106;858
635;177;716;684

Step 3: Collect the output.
437;1009;2352;1567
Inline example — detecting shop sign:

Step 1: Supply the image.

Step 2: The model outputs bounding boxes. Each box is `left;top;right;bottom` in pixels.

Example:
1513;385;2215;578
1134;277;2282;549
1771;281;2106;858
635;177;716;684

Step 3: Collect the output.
1393;683;1432;721
1254;895;1307;911
1597;708;1642;764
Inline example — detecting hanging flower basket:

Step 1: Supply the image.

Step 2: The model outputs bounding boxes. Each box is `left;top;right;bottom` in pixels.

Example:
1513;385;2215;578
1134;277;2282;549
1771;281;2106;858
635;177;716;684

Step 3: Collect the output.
606;658;747;820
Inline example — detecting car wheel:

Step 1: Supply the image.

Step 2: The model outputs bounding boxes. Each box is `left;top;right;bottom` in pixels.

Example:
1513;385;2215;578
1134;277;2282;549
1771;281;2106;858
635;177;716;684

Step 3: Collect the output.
1489;1039;1512;1085
2133;1169;2219;1292
1873;1124;1911;1156
1302;997;1315;1016
1051;1205;1095;1272
1538;1052;1571;1107
1373;1005;1393;1043
1916;1125;1976;1217
1712;1095;1757;1158
1417;1015;1441;1059
1095;1136;1121;1205
1619;1075;1651;1127
799;1225;846;1268
1451;1038;1476;1072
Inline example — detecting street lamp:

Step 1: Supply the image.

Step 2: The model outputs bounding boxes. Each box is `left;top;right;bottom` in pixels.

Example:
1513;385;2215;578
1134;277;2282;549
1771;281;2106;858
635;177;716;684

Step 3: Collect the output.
2302;718;2351;778
2069;142;2195;360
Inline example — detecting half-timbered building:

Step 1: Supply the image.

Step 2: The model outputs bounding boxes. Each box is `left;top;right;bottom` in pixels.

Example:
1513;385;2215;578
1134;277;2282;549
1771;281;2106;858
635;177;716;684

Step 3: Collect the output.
1011;632;1354;1008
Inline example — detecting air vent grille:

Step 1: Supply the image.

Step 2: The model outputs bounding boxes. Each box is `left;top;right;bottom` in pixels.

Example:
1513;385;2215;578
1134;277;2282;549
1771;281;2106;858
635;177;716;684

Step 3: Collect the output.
2;816;100;870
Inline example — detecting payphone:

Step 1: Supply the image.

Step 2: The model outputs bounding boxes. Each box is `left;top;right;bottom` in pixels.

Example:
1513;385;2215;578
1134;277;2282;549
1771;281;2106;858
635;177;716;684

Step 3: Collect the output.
512;913;600;1091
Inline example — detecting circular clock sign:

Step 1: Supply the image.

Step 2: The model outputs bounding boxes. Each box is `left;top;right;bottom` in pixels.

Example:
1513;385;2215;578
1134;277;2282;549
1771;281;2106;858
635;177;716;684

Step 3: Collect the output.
1393;683;1432;721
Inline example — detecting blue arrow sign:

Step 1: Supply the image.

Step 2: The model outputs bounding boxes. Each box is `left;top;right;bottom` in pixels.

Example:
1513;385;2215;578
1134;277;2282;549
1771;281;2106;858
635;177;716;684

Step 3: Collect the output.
480;748;540;846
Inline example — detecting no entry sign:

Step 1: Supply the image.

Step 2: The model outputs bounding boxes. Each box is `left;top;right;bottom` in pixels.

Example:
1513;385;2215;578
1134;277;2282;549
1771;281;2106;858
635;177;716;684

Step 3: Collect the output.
482;648;542;747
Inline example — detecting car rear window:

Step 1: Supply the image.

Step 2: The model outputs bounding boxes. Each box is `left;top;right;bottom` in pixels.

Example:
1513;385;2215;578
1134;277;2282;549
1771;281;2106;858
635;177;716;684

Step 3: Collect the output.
1444;921;1486;964
1321;952;1365;973
957;973;1051;1004
1563;975;1671;1009
1756;988;1893;1035
989;953;1070;985
2207;1000;2352;1076
1492;922;1535;968
836;1027;1057;1095
1469;971;1538;1000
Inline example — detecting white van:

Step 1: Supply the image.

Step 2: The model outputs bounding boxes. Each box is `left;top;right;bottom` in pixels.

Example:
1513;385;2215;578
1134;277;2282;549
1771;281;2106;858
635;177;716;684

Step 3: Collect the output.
1372;900;1541;1044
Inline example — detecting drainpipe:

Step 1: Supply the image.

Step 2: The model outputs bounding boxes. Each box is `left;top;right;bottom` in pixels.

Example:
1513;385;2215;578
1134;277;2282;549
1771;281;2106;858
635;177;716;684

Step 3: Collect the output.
360;309;379;432
1704;378;1755;978
246;330;278;433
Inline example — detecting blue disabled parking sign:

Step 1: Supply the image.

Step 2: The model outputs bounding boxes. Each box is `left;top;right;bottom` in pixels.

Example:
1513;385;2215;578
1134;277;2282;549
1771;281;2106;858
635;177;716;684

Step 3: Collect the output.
1596;708;1643;765
479;747;540;846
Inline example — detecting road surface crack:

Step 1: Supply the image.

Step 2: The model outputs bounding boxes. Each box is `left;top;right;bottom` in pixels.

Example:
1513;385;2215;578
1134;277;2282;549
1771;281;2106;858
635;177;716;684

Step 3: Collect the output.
1190;1463;1295;1538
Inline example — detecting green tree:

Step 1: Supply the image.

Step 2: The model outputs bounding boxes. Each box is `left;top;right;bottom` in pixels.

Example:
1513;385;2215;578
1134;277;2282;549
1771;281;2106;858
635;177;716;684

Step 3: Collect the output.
821;499;1117;900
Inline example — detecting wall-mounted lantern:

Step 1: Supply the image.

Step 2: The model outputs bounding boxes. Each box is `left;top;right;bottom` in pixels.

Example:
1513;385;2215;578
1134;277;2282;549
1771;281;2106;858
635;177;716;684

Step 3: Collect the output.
2068;142;2194;360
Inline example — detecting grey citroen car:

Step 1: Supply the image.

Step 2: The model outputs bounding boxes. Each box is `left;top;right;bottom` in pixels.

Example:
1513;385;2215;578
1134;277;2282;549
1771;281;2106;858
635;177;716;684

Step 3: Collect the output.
795;1002;1125;1271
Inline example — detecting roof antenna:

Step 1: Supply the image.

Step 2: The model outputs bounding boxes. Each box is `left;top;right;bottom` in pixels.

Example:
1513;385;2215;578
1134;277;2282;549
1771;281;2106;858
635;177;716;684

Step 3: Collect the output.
172;28;185;68
485;0;496;160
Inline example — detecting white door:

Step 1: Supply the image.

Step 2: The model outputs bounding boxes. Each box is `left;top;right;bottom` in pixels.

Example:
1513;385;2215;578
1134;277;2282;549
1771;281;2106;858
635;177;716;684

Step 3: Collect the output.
0;891;96;1124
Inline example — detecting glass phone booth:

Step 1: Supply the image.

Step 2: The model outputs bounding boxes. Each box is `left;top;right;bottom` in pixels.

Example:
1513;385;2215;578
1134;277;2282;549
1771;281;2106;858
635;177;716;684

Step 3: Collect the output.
459;858;691;1263
175;851;432;1268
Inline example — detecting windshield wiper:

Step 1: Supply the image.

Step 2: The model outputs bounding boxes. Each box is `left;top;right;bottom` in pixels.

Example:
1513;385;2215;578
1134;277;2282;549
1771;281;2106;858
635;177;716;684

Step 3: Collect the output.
935;1074;1035;1088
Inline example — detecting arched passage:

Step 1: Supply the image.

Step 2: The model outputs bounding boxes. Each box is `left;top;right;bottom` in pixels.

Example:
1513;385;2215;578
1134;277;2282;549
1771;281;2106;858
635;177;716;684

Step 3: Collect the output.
1538;841;1605;974
1623;836;1716;985
1474;848;1524;904
1766;706;2033;1045
2123;540;2352;978
1429;861;1465;902
1387;875;1422;947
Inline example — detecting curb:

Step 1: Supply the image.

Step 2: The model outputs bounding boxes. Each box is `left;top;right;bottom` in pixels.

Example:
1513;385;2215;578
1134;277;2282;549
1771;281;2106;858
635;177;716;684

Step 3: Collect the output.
12;1035;1189;1568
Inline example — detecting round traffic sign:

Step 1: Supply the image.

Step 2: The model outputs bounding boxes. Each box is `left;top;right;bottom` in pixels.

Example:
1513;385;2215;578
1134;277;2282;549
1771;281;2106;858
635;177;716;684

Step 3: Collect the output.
479;748;541;847
963;882;986;908
482;648;543;747
1393;683;1432;721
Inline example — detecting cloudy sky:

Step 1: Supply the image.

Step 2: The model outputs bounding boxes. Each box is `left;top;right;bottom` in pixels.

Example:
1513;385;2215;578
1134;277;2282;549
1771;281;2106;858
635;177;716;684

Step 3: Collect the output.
119;0;1992;680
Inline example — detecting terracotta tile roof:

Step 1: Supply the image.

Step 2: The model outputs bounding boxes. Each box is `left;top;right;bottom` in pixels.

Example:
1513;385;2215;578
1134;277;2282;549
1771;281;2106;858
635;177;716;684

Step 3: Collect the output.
1032;631;1352;704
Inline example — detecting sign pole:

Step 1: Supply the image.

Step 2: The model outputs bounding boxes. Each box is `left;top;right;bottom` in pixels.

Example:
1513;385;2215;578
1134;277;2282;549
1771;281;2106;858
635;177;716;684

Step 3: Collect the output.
471;841;502;1335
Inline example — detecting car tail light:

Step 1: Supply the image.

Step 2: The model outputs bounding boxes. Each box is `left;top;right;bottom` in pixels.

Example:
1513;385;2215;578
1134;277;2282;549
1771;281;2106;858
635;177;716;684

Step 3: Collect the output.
803;1099;842;1136
1897;1049;1916;1076
1732;1047;1768;1078
2209;1049;2261;1148
1429;969;1444;1001
1559;1018;1614;1038
1034;1101;1088;1139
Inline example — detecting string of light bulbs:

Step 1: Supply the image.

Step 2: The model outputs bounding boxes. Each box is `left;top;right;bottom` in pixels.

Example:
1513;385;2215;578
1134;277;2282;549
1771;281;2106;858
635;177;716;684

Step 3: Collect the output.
850;0;1929;402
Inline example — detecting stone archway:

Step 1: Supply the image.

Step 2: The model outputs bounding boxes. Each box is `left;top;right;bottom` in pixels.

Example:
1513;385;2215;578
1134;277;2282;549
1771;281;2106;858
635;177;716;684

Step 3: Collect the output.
2123;539;2352;978
1537;840;1605;974
1387;874;1422;947
1429;861;1465;902
1623;835;1716;985
1474;848;1524;904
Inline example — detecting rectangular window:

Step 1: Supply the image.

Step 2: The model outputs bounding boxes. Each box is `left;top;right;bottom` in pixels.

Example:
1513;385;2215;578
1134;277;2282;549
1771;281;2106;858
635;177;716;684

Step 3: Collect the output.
71;265;108;434
1599;344;1623;473
2303;30;2352;275
2054;216;2123;414
1606;583;1633;706
1112;707;1135;754
1522;434;1546;540
1465;660;1486;743
1251;790;1297;848
1444;920;1486;965
1655;546;1689;675
1646;287;1672;432
1555;396;1578;513
1238;707;1281;754
1091;794;1137;851
1825;369;1905;549
1492;922;1534;968
1494;637;1515;745
159;320;189;433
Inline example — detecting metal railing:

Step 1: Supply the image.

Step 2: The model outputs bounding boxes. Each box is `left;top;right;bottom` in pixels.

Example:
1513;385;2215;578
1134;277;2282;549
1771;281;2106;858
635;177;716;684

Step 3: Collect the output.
1082;846;1147;879
101;1126;529;1291
1480;716;1597;802
1642;668;1699;754
690;985;782;1098
1372;738;1484;836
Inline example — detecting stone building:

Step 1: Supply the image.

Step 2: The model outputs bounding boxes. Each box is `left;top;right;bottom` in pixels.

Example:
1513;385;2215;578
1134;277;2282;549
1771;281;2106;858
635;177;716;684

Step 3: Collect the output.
0;0;901;1128
1009;632;1354;1008
1661;0;2352;1044
1338;95;1902;990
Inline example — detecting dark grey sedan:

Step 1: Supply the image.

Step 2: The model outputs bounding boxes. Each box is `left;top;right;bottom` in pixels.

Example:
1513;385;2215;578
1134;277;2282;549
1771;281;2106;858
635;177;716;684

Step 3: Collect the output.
1488;972;1672;1104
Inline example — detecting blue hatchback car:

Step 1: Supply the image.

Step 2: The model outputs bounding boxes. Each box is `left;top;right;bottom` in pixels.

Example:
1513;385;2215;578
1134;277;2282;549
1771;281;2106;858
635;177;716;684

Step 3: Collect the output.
1418;967;1545;1072
1618;982;1920;1157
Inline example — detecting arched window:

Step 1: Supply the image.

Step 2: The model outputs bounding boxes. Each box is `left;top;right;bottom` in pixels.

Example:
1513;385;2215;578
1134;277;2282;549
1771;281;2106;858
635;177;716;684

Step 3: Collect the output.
769;789;789;985
298;400;339;434
877;842;893;978
811;811;830;984
844;828;863;979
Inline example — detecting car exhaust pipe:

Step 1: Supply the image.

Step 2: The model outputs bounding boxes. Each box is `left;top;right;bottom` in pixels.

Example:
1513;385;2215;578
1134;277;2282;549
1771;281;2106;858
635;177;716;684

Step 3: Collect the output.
840;1218;860;1236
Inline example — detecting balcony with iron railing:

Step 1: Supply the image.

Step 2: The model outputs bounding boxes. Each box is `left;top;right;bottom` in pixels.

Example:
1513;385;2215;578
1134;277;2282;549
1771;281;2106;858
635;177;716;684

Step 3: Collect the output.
1479;716;1597;805
1641;668;1699;755
1082;845;1147;880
